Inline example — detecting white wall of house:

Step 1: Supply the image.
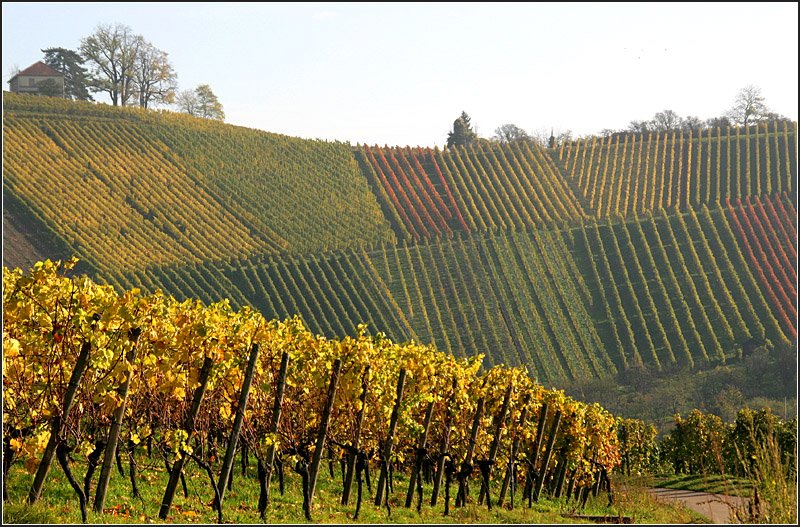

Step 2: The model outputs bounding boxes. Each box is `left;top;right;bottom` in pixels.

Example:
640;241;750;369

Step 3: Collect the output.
9;75;64;95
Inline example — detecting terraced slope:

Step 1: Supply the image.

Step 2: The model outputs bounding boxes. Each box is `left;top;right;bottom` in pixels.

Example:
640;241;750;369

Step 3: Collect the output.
568;202;793;375
3;92;395;273
110;227;621;384
356;142;587;241
4;92;796;386
556;121;797;217
725;193;797;340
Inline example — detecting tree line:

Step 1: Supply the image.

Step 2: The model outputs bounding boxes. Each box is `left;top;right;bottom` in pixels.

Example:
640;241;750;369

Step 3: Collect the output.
622;86;790;136
29;22;223;120
446;85;791;149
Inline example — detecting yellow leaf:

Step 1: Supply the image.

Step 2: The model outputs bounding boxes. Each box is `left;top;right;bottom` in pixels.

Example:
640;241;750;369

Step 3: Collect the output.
172;386;186;400
3;337;20;358
81;441;95;457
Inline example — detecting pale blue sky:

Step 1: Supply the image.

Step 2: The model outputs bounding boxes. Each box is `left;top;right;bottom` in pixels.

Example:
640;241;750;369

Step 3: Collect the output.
3;2;798;147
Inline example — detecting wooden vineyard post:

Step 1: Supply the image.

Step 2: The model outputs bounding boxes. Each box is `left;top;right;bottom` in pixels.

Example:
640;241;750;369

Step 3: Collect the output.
533;409;562;502
579;484;591;508
498;393;530;507
158;356;215;520
374;368;407;506
553;448;569;498
565;468;577;501
405;400;435;508
524;402;548;505
261;351;290;512
94;328;142;512
478;383;513;508
28;340;92;504
307;358;343;510
592;465;602;497
430;376;456;507
216;343;260;507
455;385;486;508
342;366;370;506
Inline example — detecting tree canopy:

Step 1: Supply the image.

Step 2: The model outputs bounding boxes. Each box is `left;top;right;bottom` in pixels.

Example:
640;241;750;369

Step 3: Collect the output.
79;23;176;108
176;84;224;121
446;111;478;148
80;23;140;106
622;87;786;137
42;47;92;101
726;85;769;127
493;123;531;144
651;109;683;132
132;38;177;108
35;78;63;98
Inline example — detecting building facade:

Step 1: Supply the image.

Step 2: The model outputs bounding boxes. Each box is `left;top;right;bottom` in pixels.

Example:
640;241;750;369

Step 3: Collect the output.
8;61;65;96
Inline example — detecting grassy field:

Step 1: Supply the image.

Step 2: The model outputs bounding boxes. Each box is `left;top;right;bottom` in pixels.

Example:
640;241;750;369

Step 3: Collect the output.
3;454;708;524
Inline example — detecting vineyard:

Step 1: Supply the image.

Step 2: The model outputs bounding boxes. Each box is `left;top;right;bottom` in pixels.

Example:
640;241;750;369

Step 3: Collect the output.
3;260;620;522
557;122;797;217
96;197;796;383
2;93;396;274
356;142;586;241
3;91;796;383
2;89;797;523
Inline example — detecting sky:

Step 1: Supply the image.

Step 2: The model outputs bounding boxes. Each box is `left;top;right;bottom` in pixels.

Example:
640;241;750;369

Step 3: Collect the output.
3;2;798;147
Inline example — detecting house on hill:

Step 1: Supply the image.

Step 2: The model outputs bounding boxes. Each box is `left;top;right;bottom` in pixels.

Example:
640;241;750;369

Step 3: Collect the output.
7;61;65;97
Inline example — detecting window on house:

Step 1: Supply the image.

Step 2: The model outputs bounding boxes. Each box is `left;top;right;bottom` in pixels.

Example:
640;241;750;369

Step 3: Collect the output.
29;77;37;86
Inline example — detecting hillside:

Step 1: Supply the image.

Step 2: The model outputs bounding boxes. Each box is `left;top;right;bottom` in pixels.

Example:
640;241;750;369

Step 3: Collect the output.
3;91;796;388
2;92;396;273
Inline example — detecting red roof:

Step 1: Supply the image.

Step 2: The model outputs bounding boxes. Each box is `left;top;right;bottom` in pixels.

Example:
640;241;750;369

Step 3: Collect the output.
14;61;63;78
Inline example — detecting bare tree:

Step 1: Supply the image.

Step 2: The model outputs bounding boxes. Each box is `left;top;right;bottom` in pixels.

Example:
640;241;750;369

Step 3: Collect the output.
493;123;531;144
175;89;200;116
651;109;683;131
132;38;177;108
80;23;140;106
726;85;768;127
7;64;21;82
681;115;705;132
628;120;651;134
176;84;224;120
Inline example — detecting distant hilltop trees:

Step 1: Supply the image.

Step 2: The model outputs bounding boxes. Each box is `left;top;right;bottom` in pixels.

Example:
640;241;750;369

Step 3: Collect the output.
447;85;791;148
8;22;224;120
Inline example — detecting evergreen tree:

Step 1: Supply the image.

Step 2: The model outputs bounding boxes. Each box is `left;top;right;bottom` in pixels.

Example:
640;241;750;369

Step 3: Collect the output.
35;78;63;98
42;47;92;100
446;111;478;148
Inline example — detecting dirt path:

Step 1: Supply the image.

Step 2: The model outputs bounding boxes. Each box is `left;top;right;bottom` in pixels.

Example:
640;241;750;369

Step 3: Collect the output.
644;487;749;523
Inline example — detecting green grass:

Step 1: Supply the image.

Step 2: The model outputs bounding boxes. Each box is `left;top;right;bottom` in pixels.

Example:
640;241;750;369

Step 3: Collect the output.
609;475;711;524
3;454;706;524
651;473;753;497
